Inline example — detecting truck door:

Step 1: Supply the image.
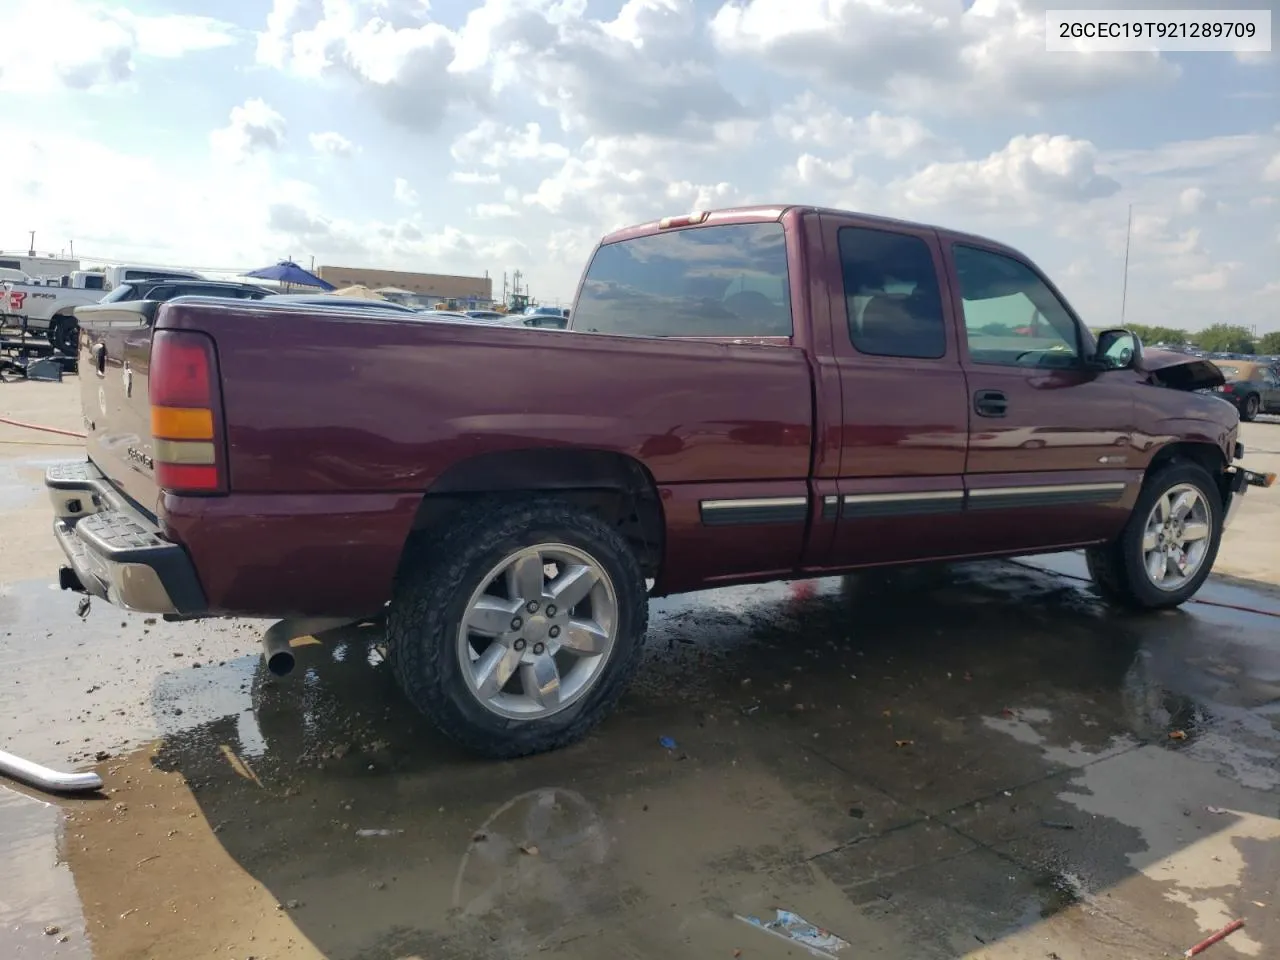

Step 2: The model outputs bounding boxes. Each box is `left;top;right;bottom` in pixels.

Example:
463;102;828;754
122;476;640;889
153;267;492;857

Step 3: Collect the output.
944;239;1139;552
812;215;973;569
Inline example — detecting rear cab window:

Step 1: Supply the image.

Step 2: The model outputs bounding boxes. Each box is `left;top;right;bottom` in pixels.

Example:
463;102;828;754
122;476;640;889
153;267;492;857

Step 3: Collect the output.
838;226;948;359
572;222;792;339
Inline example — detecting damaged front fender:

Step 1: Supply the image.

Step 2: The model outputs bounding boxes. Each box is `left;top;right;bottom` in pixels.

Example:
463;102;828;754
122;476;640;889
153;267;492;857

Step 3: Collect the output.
1138;348;1226;392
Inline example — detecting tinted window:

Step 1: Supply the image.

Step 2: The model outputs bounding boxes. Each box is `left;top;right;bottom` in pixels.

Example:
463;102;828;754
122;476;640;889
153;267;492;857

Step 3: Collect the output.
572;222;792;338
839;227;946;359
99;283;139;303
953;245;1080;368
123;269;199;283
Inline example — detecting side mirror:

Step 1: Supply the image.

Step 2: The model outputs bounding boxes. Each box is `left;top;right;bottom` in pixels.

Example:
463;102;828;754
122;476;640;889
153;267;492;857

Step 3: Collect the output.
1091;328;1141;371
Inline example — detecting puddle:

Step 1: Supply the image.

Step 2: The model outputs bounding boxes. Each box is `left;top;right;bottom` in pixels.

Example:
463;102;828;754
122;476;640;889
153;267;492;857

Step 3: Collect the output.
0;787;92;959
3;553;1279;960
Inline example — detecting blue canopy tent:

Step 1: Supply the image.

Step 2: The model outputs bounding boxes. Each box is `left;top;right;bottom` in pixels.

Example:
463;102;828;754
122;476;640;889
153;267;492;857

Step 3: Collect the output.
243;260;335;292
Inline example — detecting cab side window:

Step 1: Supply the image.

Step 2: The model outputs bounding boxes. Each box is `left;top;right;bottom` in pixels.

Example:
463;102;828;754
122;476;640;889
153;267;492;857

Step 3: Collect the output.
839;227;947;360
953;245;1081;369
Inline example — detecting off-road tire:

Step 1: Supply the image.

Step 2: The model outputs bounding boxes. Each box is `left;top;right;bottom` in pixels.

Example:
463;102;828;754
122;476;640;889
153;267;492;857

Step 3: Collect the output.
1241;394;1260;422
1084;460;1223;610
387;498;649;759
48;316;78;356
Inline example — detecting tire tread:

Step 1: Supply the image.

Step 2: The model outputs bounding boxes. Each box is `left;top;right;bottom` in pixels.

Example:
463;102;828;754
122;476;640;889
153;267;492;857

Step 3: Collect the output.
387;497;648;759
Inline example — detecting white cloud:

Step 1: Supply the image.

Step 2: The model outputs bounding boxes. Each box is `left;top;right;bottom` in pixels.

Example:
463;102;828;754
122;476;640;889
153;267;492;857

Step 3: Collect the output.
521;130;754;229
897;134;1119;212
393;178;419;206
1173;265;1236;292
709;0;1177;113
1264;153;1280;181
1176;186;1211;215
774;93;934;158
451;170;502;185
0;0;237;92
257;0;747;139
210;99;288;162
475;203;519;219
309;131;358;157
0;128;528;281
452;121;570;168
257;0;481;132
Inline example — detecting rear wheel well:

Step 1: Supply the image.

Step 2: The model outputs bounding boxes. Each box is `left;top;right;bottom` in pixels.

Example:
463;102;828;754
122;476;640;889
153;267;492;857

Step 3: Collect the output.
399;449;664;581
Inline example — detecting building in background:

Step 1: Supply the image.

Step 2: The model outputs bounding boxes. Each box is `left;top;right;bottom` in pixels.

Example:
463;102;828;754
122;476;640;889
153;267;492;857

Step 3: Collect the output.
316;265;492;302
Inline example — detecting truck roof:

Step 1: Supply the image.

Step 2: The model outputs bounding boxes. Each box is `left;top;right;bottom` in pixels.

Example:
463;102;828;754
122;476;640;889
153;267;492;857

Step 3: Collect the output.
600;204;1024;259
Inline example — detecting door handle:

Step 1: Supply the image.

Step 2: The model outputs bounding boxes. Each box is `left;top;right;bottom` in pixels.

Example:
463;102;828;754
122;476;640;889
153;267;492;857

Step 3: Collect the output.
974;389;1008;418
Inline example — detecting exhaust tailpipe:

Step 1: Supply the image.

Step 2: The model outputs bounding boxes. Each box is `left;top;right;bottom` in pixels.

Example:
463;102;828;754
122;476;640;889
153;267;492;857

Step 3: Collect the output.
261;624;296;676
260;617;360;677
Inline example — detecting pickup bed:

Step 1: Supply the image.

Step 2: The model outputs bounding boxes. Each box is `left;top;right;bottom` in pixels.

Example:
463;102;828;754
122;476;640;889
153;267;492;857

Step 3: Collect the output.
47;205;1275;758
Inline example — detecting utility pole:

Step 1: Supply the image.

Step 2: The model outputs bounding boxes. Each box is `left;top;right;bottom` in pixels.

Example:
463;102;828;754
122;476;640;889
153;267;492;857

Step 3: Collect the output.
27;231;35;257
69;240;74;258
1120;203;1133;325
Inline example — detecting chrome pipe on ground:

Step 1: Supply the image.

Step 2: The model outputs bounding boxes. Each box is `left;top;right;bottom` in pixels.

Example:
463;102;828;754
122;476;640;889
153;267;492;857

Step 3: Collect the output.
0;749;103;794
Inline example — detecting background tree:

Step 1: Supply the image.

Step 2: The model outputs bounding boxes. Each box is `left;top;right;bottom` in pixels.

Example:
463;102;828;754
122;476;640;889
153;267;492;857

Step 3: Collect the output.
1193;324;1256;354
1257;330;1280;354
1125;323;1191;346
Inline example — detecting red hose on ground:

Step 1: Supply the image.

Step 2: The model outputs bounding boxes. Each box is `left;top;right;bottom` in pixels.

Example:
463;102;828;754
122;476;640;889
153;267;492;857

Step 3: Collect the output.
1010;559;1280;620
0;415;86;439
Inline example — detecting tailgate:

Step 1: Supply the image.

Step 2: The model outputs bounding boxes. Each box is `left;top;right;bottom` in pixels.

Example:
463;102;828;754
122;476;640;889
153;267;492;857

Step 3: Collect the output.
77;302;160;511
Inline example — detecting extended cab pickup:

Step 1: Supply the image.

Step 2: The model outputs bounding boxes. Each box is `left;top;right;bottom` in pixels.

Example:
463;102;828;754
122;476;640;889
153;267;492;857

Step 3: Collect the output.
46;205;1276;758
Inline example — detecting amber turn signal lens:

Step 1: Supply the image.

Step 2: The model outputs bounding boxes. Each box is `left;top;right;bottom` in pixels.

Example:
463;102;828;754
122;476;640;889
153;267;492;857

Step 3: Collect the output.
151;405;214;441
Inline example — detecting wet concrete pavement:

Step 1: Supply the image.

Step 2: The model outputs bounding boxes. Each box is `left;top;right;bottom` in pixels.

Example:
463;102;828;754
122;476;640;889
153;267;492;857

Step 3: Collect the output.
3;385;1280;960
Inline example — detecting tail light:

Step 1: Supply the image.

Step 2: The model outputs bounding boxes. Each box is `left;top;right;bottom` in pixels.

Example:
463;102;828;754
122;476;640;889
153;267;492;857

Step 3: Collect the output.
1221;384;1234;393
149;330;223;493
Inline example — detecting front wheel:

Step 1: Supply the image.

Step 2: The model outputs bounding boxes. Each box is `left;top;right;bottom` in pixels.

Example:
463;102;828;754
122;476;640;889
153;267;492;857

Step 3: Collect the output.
387;499;649;759
1085;461;1223;610
1241;394;1260;422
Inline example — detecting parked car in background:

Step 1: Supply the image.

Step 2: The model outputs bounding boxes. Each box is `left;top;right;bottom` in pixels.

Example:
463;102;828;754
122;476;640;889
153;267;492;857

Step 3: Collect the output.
260;294;422;314
47;204;1275;761
4;265;209;353
1212;360;1280;420
515;311;569;329
464;310;509;321
98;279;272;304
74;281;276;355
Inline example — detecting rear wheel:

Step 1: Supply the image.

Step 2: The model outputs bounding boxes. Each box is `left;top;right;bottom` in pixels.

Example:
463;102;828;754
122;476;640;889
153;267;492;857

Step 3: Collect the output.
387;498;649;759
48;315;78;355
1085;461;1223;610
1241;394;1260;421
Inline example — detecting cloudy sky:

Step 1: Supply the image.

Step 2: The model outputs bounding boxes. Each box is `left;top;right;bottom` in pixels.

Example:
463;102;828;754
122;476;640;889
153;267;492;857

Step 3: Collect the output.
0;0;1276;326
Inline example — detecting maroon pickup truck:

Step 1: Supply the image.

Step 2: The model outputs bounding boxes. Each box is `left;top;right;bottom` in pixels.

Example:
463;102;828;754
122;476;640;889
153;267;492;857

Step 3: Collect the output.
47;205;1275;758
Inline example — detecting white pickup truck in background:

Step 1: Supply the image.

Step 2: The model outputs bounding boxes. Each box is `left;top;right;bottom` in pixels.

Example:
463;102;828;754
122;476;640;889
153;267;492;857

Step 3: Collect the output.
2;264;203;353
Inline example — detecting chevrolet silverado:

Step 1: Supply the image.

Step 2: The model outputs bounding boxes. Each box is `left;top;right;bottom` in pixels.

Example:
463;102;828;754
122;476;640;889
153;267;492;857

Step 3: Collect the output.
46;205;1275;758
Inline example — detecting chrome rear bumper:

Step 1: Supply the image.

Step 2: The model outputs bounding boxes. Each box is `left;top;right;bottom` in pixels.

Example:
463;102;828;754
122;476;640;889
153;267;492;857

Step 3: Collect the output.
45;461;206;615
